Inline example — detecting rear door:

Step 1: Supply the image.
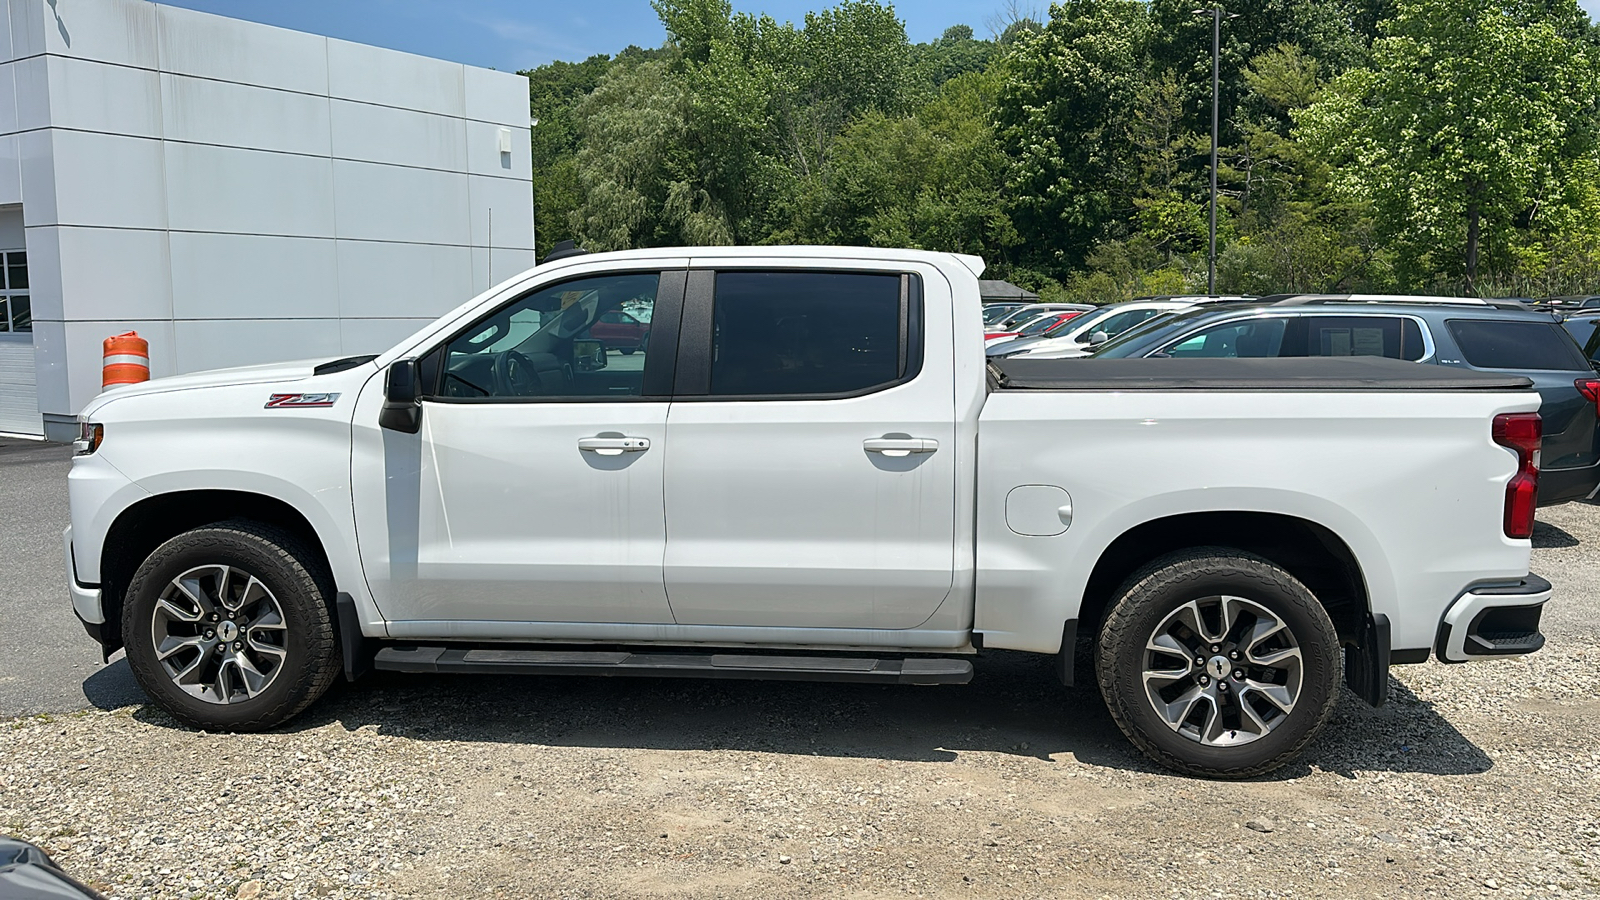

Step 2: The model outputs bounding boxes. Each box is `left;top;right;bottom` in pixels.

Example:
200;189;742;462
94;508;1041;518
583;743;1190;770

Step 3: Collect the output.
661;265;957;630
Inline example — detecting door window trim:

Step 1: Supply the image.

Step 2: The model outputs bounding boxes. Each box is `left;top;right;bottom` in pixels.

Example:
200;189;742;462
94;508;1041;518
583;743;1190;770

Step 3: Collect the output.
671;267;926;402
419;268;687;404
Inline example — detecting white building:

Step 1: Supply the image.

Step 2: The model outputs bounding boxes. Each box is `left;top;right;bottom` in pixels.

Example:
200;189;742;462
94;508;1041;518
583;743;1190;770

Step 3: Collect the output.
0;0;535;439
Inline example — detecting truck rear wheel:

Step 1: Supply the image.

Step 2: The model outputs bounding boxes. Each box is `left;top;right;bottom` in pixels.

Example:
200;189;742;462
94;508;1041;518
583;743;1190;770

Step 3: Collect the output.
121;521;341;731
1095;547;1340;778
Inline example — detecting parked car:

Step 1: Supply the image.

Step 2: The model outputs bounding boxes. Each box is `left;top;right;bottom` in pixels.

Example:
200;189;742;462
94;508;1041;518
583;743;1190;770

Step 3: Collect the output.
1535;295;1600;312
67;247;1550;779
0;838;103;899
1086;298;1600;504
991;299;1201;358
982;303;1027;325
1559;309;1600;365
989;302;1094;332
984;310;1085;346
587;308;650;354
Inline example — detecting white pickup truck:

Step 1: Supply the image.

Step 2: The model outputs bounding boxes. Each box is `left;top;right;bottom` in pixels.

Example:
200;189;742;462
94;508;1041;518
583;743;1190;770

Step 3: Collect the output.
65;246;1551;777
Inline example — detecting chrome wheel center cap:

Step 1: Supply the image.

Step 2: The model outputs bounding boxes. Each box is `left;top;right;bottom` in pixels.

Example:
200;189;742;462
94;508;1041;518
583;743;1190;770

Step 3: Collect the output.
1206;656;1232;680
217;620;240;643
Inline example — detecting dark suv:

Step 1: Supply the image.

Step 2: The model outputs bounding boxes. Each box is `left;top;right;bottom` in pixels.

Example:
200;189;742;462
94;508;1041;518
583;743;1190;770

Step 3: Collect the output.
1089;297;1600;505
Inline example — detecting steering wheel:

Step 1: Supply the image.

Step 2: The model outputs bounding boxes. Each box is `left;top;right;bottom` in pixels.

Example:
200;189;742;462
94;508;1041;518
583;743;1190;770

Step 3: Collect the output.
492;350;541;396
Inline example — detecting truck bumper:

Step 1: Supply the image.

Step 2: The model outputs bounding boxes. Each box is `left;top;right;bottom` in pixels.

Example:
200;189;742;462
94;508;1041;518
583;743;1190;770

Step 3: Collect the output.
1435;574;1551;663
63;525;106;627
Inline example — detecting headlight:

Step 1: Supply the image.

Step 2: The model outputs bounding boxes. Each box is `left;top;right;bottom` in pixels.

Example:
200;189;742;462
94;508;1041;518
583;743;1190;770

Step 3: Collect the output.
73;419;103;456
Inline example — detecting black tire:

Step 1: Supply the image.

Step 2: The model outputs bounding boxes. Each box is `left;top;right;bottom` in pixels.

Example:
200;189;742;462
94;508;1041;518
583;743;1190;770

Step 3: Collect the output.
620;347;636;355
1095;547;1340;779
122;520;341;731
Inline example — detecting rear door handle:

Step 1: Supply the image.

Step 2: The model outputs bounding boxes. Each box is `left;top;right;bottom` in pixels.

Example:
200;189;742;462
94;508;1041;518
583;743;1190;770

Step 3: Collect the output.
578;436;651;455
863;437;939;456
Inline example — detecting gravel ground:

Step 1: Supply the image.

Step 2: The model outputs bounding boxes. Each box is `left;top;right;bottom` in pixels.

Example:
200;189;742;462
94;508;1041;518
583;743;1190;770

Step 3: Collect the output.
3;504;1598;899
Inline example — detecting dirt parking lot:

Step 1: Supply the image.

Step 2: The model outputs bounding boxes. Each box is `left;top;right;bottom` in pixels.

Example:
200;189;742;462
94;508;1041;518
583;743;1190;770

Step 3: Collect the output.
4;503;1598;899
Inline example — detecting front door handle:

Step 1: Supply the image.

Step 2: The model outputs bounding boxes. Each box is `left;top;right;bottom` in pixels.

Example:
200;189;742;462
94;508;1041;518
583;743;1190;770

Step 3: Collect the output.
863;437;939;457
578;436;651;455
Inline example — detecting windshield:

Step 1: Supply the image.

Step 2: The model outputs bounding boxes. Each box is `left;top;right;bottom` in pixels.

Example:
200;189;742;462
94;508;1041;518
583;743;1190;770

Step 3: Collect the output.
1562;315;1600;361
997;307;1062;329
1029;304;1115;339
1089;310;1201;356
1018;313;1072;336
983;305;1020;324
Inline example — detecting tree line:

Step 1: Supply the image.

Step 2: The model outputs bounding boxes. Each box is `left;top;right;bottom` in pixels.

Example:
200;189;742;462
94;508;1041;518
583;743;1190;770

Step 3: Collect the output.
523;0;1600;301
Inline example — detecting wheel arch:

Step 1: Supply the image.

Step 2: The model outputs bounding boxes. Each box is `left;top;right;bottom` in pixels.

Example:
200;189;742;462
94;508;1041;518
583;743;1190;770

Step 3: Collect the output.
1077;511;1371;648
96;489;336;654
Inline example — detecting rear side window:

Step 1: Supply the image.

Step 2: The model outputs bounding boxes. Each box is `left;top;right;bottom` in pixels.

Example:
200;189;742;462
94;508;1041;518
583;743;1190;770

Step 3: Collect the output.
709;271;915;397
1446;319;1591;370
1289;316;1426;361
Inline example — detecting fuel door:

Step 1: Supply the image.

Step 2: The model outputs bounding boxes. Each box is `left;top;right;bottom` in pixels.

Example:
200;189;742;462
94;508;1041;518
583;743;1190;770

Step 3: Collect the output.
1005;485;1073;537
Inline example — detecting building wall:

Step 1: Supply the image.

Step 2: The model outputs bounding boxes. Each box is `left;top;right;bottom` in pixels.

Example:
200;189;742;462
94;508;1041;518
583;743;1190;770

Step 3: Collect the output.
0;0;535;439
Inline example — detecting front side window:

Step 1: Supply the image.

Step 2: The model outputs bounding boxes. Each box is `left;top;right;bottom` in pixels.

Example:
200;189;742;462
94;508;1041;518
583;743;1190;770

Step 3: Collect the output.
0;250;29;333
709;271;910;397
436;272;660;399
1161;318;1287;358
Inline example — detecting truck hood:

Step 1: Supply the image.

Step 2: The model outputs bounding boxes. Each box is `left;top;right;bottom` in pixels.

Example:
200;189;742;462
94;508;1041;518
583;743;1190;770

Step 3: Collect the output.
80;356;364;417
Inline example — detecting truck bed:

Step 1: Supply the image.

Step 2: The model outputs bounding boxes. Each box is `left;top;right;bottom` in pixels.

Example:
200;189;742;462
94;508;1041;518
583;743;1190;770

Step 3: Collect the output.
989;356;1535;392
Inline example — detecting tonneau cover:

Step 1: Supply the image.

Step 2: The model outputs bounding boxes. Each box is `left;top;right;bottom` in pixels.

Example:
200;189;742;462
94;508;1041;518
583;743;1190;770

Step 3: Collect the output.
990;356;1535;391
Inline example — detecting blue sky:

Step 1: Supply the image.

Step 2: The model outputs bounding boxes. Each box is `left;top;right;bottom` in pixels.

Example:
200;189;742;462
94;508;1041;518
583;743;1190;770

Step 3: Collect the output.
151;1;1005;72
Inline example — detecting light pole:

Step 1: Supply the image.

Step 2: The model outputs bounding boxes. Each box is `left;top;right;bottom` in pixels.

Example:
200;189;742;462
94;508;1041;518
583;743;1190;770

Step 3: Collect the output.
1192;8;1236;295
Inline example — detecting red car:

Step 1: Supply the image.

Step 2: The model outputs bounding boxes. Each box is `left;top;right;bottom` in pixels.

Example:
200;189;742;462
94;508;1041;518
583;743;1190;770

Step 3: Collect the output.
588;309;651;354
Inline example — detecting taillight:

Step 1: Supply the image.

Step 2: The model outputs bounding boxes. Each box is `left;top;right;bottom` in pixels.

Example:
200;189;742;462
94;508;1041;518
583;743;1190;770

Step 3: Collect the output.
1576;377;1600;413
1492;412;1541;539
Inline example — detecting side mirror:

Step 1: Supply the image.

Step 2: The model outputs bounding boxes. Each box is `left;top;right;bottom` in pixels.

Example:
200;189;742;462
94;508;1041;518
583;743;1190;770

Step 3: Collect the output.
1088;331;1109;346
379;359;422;433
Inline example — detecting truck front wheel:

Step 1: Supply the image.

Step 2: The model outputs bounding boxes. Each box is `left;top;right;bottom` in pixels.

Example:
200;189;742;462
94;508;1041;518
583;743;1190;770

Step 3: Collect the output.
121;521;341;731
1095;547;1340;778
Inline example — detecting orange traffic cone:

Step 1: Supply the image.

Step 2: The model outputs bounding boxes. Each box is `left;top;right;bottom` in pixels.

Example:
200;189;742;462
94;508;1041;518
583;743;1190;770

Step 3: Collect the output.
102;331;150;389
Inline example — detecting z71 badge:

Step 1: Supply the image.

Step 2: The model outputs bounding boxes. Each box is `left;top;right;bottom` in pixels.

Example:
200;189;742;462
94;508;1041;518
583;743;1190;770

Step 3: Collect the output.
264;393;341;409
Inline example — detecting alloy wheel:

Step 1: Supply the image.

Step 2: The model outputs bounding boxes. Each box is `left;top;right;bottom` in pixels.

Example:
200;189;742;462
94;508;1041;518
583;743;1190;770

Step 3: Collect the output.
149;564;289;704
1141;595;1304;747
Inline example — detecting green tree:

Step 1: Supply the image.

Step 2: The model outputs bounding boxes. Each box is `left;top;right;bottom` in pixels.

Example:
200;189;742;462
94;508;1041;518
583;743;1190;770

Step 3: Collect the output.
645;0;917;242
1298;0;1600;291
910;24;998;90
522;53;614;256
1147;0;1368;144
798;71;1020;260
994;0;1152;275
569;58;737;249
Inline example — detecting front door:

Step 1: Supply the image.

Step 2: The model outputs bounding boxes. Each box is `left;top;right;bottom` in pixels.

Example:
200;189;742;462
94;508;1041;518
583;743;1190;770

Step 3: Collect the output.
662;267;958;630
352;269;683;630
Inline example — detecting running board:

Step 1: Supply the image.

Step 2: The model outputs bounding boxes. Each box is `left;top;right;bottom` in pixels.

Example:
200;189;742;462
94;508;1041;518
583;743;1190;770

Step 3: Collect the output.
373;646;973;685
